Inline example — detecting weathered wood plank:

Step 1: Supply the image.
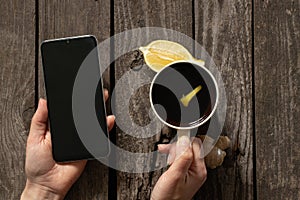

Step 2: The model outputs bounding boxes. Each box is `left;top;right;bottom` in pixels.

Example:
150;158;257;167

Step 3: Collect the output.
254;0;300;199
0;1;35;199
194;0;253;199
39;0;111;199
113;0;193;199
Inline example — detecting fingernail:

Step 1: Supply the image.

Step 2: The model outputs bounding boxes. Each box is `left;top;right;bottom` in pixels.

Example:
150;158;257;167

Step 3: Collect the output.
199;140;205;159
157;144;162;151
167;154;171;164
108;115;115;120
177;135;190;147
176;136;190;159
38;98;42;108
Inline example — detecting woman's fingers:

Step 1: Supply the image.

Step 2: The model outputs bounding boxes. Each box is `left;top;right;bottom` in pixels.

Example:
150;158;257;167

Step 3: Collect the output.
190;138;207;181
158;143;177;165
168;145;193;175
158;144;172;153
175;136;191;160
158;136;195;166
29;99;48;140
104;89;109;102
107;115;115;131
192;138;202;163
103;89;114;131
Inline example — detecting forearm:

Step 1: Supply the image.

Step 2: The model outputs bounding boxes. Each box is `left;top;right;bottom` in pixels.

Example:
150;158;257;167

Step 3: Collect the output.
21;181;64;200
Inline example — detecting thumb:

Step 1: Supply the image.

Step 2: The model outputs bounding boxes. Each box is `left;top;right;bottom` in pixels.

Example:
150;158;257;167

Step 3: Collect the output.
169;136;193;174
30;98;48;137
175;135;191;159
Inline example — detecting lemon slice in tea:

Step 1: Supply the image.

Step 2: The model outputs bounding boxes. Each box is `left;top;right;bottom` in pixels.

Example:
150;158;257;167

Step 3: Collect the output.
139;40;205;72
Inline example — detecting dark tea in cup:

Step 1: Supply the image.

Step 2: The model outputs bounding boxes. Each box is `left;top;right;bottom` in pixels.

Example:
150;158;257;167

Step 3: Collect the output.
150;61;218;129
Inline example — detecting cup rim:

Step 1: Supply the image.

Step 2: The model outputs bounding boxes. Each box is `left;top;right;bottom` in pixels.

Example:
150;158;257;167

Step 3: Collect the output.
149;60;219;130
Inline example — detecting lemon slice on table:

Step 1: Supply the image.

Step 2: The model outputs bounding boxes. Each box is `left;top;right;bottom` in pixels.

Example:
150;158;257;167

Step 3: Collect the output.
139;40;205;72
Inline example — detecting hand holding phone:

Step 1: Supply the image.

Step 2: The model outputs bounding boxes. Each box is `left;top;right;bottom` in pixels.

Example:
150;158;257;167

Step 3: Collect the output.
21;96;115;199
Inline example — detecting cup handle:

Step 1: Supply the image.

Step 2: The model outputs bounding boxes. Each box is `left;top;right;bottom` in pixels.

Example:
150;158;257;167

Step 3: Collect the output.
177;129;190;138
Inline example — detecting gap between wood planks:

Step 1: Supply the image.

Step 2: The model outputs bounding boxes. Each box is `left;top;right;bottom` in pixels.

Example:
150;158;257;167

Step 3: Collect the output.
35;0;39;109
108;0;117;199
251;0;257;199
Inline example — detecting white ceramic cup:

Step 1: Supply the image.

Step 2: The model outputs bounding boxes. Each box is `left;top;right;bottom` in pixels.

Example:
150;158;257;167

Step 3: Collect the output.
149;60;219;143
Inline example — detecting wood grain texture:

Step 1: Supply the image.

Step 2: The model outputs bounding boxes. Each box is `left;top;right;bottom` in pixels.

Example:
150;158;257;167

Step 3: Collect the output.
254;0;300;199
0;1;35;199
1;0;299;199
113;0;193;199
195;0;253;199
38;0;111;199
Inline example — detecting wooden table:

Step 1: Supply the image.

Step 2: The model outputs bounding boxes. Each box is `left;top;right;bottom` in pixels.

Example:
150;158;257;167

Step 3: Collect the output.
0;0;299;199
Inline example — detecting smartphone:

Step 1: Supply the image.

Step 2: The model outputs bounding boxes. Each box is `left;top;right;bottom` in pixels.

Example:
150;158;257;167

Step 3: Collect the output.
41;35;109;162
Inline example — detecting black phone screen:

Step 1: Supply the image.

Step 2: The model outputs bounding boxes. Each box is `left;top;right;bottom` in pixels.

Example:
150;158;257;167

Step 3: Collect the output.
41;36;109;162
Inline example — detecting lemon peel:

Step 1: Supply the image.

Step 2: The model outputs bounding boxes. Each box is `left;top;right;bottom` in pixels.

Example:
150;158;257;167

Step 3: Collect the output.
139;40;205;72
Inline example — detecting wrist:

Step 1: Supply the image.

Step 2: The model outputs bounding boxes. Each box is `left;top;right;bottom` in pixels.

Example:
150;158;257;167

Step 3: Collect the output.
21;180;64;200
